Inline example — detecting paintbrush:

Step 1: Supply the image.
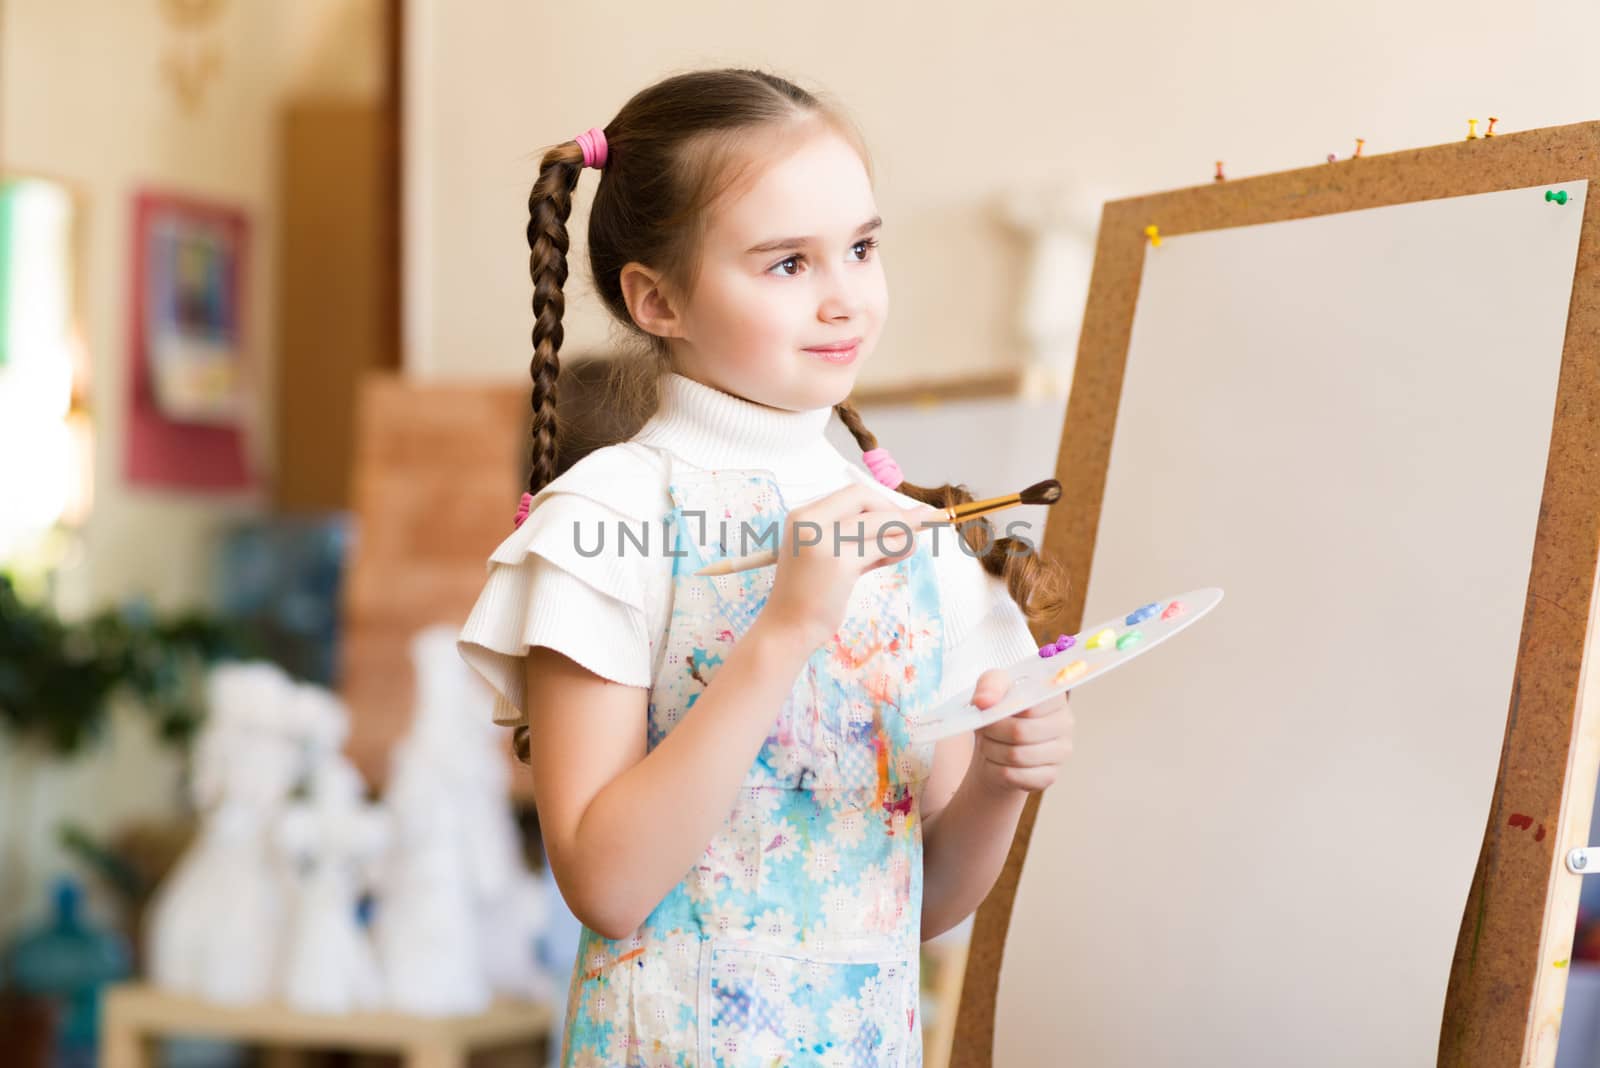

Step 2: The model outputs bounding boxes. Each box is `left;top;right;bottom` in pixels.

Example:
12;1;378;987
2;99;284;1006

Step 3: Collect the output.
693;478;1063;576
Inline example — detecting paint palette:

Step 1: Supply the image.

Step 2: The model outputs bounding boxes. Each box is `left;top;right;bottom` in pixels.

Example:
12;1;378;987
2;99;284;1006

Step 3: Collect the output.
908;587;1224;744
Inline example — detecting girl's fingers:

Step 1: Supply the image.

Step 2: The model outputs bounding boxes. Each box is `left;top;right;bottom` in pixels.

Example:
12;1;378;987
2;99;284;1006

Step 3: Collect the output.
788;485;887;538
861;520;920;571
810;484;935;526
977;735;1073;769
969;668;1012;710
979;709;1070;747
825;483;895;517
985;764;1061;793
839;509;937;571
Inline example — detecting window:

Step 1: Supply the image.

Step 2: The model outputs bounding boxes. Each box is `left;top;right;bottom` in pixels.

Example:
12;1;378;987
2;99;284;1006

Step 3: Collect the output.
0;176;91;566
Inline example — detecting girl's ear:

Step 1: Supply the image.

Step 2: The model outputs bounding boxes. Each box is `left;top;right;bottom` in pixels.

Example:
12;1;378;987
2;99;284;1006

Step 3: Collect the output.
619;261;685;341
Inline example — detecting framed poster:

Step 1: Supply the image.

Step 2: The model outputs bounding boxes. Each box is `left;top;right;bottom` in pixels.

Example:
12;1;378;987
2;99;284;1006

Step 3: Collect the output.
125;190;254;490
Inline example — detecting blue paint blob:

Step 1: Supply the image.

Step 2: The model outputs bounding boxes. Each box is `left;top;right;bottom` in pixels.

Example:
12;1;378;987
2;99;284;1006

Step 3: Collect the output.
1125;602;1160;625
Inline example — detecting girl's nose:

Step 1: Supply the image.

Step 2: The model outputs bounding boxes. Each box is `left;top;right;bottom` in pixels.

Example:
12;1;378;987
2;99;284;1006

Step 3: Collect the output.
816;267;863;321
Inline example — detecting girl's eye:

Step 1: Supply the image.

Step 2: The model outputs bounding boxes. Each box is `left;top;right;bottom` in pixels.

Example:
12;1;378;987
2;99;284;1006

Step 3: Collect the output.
766;238;880;277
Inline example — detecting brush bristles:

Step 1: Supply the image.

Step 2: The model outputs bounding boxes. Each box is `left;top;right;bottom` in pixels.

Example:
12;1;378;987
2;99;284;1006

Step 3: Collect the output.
1020;479;1062;505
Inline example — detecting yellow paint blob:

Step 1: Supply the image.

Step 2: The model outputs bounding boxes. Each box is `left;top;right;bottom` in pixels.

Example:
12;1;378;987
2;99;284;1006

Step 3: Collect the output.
1053;660;1089;685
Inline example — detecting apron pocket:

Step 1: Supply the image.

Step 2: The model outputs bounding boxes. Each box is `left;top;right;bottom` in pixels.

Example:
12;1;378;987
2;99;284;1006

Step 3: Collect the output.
700;942;918;1067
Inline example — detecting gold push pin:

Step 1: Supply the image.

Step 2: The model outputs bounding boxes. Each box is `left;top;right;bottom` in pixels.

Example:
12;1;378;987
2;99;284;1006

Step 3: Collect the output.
1145;224;1161;247
1467;118;1479;140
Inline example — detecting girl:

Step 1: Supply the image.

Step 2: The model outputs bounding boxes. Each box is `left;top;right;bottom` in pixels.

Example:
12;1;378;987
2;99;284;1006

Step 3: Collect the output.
458;68;1074;1068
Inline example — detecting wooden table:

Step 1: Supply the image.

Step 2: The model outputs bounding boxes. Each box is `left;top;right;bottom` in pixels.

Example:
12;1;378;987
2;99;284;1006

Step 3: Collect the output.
101;982;553;1068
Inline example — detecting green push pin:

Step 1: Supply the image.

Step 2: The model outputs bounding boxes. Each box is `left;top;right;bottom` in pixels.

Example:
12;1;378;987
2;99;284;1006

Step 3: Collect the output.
1546;189;1569;205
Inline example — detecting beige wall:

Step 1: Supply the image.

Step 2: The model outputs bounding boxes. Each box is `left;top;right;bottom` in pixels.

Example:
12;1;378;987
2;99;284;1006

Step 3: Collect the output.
402;0;1600;387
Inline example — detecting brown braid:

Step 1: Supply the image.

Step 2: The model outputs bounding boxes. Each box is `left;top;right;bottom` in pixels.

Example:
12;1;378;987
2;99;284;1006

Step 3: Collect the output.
511;139;587;765
833;399;1067;629
526;144;586;497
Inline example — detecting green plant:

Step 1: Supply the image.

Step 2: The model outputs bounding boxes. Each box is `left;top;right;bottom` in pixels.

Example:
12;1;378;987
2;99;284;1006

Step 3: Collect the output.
0;573;255;756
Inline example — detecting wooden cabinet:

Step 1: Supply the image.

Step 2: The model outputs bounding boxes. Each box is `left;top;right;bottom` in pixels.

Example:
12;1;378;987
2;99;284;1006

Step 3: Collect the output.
338;361;650;801
274;100;399;512
340;374;531;796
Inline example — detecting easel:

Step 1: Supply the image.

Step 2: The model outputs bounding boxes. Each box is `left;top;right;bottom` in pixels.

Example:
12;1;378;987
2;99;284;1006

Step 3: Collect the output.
951;121;1600;1067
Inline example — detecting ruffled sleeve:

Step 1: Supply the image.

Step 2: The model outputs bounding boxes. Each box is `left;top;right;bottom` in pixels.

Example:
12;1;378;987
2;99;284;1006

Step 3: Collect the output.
456;444;669;727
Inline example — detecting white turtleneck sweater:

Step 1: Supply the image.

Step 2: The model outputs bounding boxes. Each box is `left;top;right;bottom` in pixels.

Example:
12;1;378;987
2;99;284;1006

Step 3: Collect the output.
457;371;1040;727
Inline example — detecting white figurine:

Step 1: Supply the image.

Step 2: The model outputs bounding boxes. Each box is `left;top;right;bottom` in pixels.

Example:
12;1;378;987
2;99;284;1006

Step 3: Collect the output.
416;627;552;1002
372;625;553;1014
146;662;302;1005
478;866;557;1005
463;721;554;1005
998;180;1102;397
372;736;492;1015
284;678;352;775
275;747;390;1015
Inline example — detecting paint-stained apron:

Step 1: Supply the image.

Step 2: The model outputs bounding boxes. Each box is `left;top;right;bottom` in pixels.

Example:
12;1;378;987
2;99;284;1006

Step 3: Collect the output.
559;456;946;1068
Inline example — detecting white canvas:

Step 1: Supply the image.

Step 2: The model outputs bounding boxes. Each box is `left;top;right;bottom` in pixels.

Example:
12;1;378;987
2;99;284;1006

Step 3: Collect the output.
995;181;1587;1066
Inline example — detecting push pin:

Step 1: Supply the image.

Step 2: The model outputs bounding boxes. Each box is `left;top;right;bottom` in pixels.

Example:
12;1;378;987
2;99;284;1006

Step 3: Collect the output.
1214;161;1226;182
1145;224;1162;247
1485;116;1499;137
1326;152;1338;163
1546;189;1569;205
1353;138;1366;158
1466;118;1479;140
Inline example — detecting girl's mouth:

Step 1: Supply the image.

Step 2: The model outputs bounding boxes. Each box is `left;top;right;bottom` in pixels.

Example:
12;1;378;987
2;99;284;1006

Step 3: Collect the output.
803;340;860;365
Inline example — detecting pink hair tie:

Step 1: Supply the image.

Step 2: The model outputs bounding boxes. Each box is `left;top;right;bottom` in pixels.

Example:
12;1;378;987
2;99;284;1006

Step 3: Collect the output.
513;492;534;529
574;127;608;169
862;448;904;489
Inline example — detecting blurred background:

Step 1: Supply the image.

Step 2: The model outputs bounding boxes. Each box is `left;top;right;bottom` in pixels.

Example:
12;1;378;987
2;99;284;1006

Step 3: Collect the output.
5;1;1600;1065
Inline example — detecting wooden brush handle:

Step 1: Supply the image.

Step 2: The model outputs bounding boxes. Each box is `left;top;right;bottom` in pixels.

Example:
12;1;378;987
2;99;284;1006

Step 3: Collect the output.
948;492;1025;521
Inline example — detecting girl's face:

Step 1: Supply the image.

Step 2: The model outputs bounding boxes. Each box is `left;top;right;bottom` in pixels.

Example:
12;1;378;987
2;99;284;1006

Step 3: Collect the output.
670;126;888;412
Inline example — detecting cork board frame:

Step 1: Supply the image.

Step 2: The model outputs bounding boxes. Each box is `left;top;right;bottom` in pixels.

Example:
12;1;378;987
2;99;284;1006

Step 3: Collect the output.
951;120;1600;1067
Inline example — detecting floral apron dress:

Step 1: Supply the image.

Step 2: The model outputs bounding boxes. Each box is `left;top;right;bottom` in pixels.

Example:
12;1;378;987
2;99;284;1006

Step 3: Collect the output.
559;458;946;1068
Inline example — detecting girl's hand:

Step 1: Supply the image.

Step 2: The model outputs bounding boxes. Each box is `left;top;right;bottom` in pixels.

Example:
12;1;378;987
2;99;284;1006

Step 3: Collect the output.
760;484;944;650
967;667;1075;795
